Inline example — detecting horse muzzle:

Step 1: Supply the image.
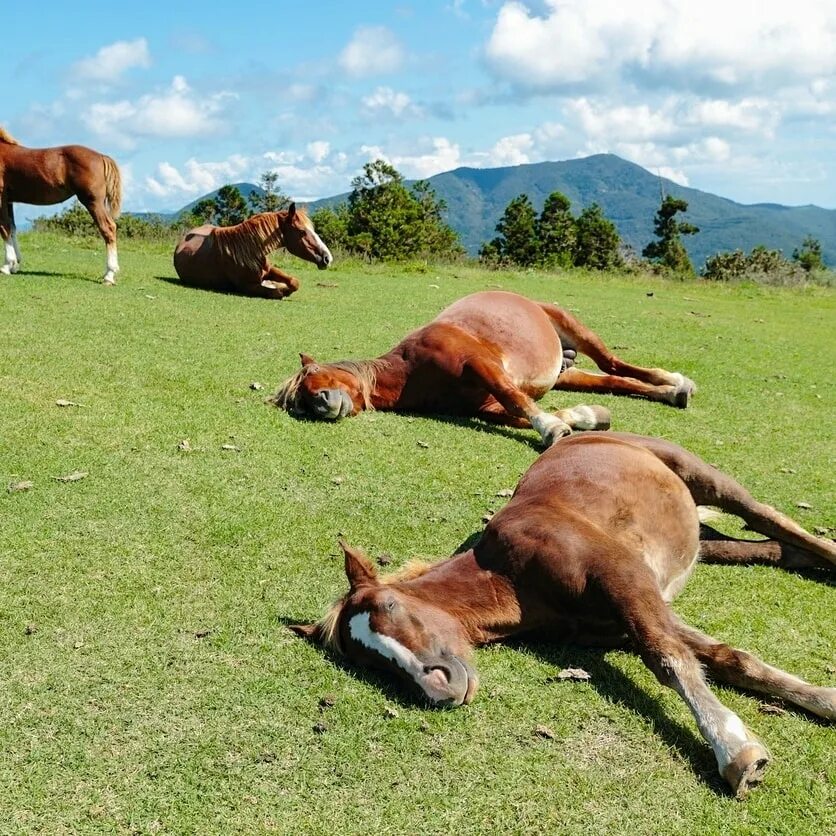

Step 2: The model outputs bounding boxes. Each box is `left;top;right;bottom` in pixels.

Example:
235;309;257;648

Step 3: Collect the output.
317;248;333;270
418;654;479;707
308;388;354;420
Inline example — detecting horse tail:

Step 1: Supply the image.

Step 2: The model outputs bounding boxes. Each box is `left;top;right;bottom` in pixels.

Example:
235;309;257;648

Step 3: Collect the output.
102;155;122;219
610;432;836;569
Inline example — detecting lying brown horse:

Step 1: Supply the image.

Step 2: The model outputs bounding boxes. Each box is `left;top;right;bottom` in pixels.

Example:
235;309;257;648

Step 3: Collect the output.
273;291;696;445
0;127;122;283
173;204;332;299
292;432;835;798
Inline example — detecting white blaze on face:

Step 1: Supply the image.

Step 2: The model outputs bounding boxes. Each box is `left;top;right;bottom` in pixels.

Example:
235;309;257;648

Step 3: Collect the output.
348;611;424;680
305;220;333;266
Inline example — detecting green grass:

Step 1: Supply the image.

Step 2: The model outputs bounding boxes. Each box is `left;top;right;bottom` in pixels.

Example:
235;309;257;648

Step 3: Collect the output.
1;232;834;835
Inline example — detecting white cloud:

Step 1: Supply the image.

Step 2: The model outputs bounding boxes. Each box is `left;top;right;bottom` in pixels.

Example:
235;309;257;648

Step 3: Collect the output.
361;87;423;119
72;38;151;82
339;26;404;77
145;154;250;198
485;0;836;94
306;141;331;164
83;76;233;147
389;137;463;178
567;98;678;143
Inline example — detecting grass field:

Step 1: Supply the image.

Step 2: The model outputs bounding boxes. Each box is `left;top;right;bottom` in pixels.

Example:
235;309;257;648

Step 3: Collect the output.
1;232;834;835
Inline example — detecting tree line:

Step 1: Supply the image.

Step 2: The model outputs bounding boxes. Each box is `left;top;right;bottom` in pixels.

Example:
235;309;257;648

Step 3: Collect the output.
32;159;828;281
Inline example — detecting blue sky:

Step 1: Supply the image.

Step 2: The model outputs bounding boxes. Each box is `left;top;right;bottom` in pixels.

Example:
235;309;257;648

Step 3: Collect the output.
7;0;836;220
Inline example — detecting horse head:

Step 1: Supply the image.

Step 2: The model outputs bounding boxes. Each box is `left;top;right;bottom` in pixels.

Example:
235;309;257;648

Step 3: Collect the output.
291;542;479;706
280;203;333;270
272;355;377;420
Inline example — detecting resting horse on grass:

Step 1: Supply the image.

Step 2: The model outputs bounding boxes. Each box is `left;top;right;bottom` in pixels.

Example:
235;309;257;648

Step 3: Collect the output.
273;290;696;445
173;204;333;299
292;432;836;799
0;127;122;283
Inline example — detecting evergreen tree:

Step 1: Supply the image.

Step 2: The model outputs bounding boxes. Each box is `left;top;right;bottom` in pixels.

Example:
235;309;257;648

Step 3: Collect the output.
310;204;350;251
792;235;825;272
536;191;576;268
213;185;250;226
642;196;699;274
345;160;461;260
249;171;291;214
574;203;621;270
482;194;539;267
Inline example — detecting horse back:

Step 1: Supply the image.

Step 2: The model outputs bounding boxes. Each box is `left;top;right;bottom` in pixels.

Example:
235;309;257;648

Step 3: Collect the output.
0;144;103;203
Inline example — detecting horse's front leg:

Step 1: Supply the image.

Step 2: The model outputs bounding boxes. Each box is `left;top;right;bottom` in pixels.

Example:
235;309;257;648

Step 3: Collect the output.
594;558;770;798
262;266;300;298
465;356;608;445
0;197;19;275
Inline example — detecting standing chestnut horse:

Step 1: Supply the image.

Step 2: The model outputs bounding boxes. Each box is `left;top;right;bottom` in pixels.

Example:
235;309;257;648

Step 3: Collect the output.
273;290;696;445
292;432;835;798
173;205;333;299
0;127;121;283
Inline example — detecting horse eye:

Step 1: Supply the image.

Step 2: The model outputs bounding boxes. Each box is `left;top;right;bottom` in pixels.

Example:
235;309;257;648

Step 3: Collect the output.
385;599;396;613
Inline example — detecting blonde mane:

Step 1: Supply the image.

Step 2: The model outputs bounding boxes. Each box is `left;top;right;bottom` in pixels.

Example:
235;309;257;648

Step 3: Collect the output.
0;127;20;145
213;209;307;271
271;358;391;413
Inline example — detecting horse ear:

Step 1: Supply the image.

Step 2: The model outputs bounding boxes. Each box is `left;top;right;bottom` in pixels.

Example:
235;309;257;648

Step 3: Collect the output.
288;622;323;643
300;353;316;367
288;201;297;218
340;540;378;591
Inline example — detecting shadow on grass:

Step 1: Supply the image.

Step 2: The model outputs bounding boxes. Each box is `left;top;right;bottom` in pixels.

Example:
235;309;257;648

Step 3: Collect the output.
155;274;296;301
18;268;101;284
279;609;728;792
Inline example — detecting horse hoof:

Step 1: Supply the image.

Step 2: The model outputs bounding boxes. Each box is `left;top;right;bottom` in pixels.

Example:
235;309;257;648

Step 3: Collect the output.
0;264;11;275
722;742;770;799
672;374;697;408
102;278;116;286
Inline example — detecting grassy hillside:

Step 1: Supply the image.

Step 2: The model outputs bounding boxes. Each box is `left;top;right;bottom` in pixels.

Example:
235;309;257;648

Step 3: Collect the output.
1;233;834;834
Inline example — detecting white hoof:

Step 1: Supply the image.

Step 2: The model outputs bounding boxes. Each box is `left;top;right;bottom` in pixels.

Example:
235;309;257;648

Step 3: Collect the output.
102;272;116;286
0;263;12;275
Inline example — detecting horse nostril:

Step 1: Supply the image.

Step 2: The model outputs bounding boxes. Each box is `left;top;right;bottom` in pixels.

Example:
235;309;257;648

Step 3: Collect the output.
424;664;452;684
316;391;329;402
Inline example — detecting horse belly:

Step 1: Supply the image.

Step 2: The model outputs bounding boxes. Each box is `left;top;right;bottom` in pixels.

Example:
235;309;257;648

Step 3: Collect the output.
434;291;562;395
173;229;226;287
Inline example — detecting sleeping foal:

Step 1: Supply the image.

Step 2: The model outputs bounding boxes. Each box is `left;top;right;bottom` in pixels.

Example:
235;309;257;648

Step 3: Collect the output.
292;432;835;799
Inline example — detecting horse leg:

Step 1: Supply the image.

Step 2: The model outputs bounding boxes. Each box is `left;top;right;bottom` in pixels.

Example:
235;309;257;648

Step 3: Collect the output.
620;434;836;568
80;194;118;284
540;303;696;407
477;398;611;434
464;355;609;445
675;618;835;720
596;562;770;797
263;266;300;298
0;196;18;275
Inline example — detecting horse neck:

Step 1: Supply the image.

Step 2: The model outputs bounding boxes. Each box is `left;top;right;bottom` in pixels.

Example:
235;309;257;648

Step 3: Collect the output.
251;212;285;253
394;549;523;645
346;351;408;410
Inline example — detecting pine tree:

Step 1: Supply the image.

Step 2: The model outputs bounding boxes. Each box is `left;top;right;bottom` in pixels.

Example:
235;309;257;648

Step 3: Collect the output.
536;191;576;268
482;195;539;267
792;235;825;272
643;196;699;275
249;172;291;214
213;185;250;226
574;204;621;270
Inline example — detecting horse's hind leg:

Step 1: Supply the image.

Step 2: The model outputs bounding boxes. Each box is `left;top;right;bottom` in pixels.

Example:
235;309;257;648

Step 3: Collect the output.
675;617;836;720
0;196;19;275
595;558;770;797
80;194;118;284
540;302;696;407
624;434;836;568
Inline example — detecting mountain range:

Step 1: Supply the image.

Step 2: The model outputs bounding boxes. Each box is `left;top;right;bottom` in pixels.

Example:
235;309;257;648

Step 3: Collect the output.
165;155;836;267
